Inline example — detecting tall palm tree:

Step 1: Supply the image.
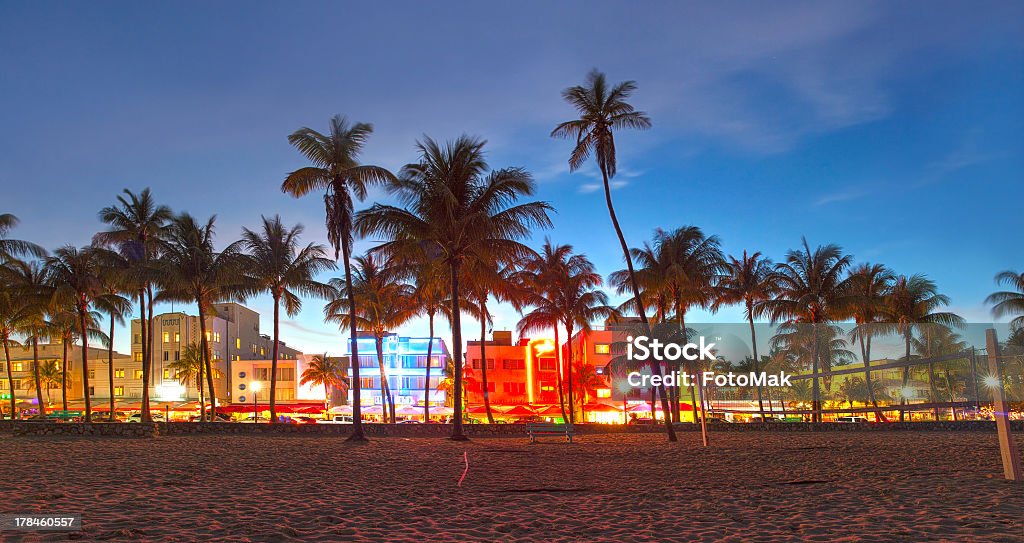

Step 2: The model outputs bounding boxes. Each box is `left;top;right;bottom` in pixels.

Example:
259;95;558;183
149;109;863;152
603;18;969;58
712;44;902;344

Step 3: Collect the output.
47;245;125;422
356;136;552;440
300;353;348;416
282;114;395;441
408;253;449;420
0;276;29;418
878;274;964;421
94;251;132;421
517;241;614;425
325;253;414;423
847;263;894;419
239;216;335;422
158;213;245;421
38;360;61;404
911;325;968;420
168;342;205;411
714;250;776;421
759;238;853;422
986;270;1024;332
95;189;172;421
552;70;653;333
44;308;103;413
9;260;55;414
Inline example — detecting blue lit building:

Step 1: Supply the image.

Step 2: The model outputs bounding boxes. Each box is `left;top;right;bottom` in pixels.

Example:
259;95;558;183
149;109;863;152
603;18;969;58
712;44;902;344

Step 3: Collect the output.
344;332;450;408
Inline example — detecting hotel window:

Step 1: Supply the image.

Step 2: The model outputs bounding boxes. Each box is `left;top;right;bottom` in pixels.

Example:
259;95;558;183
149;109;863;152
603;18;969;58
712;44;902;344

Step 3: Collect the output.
163;369;170;379
163;351;169;361
472;359;494;370
503;382;526;394
539;359;556;371
260;347;265;356
114;386;124;397
133;334;141;344
484;382;495;393
502;359;525;370
12;362;23;372
205;331;211;341
430;356;442;368
595;344;610;354
174;351;180;361
174;332;180;342
213;369;222;379
88;386;95;396
596;388;612;399
133;352;143;362
275;389;294;401
540;381;556;392
231;355;240;361
0;363;4;372
134;370;143;379
251;344;257;354
277;368;295;381
213;332;221;343
88;370;95;379
360;377;375;390
235;338;241;349
162;332;170;343
115;369;125;378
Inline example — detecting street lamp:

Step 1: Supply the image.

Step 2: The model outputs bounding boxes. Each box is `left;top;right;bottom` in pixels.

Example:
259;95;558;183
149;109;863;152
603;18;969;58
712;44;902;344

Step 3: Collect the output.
250;381;262;422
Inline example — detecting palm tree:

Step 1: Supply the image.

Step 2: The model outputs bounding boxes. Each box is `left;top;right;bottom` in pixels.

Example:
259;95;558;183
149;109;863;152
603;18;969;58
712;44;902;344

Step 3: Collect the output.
714;250;776;421
846;263;894;419
759;239;853;422
356;136;553;440
300;353;348;416
572;362;605;420
239;216;335;422
0;278;28;418
407;253;449;420
0;214;46;261
325;253;414;423
878;274;964;421
9;259;55;414
986;270;1024;332
94;251;132;421
282;114;395;441
95;189;172;421
38;360;61;404
911;325;968;420
517;241;614;424
168;342;205;411
47;245;124;422
158;213;245;421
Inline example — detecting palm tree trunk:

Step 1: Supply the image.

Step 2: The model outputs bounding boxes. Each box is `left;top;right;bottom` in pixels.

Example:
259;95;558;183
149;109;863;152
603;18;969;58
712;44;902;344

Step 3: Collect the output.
812;324;821;423
449;259;468;441
375;335;390;424
198;373;205;419
270;292;280;423
341;241;365;441
928;362;940;421
599;166;675;442
33;338;44;415
900;332;911;422
147;285;155;414
748;313;765;424
4;337;16;419
553;326;568;422
79;306;92;422
61;336;69;414
680;310;694;425
139;292;150;422
424;312;434;421
564;322;575;424
198;303;216;422
479;300;494;424
107;315;116;421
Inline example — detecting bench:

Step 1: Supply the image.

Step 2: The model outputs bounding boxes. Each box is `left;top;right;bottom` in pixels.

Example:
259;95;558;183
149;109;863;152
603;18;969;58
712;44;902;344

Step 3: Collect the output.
526;422;575;443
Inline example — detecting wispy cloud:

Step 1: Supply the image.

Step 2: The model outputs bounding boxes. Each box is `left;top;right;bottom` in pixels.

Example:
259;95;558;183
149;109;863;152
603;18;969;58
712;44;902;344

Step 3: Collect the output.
812;188;871;207
281;319;338;339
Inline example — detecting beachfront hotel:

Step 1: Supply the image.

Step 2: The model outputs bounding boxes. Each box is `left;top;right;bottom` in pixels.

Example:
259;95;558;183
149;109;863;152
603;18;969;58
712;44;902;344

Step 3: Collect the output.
344;332;450;408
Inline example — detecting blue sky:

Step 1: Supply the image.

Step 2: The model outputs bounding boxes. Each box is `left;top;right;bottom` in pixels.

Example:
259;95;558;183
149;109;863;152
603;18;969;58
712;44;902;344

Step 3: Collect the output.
1;2;1022;355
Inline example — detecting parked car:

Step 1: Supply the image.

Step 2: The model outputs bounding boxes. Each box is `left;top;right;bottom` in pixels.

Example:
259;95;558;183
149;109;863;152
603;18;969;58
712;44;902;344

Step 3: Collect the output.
396;419;420;424
319;415;354;424
294;416;318;425
835;416;869;423
127;413;165;423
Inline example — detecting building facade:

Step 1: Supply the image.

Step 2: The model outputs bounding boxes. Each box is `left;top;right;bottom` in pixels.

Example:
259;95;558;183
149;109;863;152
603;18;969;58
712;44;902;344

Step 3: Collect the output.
344;332;449;408
229;355;349;405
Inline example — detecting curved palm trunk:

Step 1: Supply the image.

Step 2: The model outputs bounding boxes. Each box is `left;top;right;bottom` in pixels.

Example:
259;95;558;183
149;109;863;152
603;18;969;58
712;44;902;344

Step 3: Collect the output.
564;322;575;424
198;303;216;422
4;337;16;419
858;331;886;422
479;301;494;424
61;336;69;414
748;312;766;424
323;383;329;415
147;286;155;417
198;372;205;419
108;316;116;421
32;338;44;415
680;311;694;426
79;306;92;422
449;260;468;440
375;335;391;424
269;293;280;423
341;243;366;441
139;292;150;422
423;312;434;421
600;167;676;442
553;326;568;423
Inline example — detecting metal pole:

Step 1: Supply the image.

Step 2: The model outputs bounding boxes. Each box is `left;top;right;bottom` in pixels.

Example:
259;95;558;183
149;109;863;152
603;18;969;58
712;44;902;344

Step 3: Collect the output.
985;329;1022;481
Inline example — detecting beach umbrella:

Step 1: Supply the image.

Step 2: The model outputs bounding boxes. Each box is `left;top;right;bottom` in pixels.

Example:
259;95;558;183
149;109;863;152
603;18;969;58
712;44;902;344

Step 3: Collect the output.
361;405;384;414
582;402;621;413
535;405;564;416
502;405;538;417
626;403;652;413
329;405;354;415
395;405;423;416
430;406;454;416
293;404;325;414
466;405;491;414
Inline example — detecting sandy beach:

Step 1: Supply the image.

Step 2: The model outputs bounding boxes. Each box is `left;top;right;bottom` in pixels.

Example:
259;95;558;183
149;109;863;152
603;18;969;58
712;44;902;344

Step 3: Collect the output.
1;431;1022;542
